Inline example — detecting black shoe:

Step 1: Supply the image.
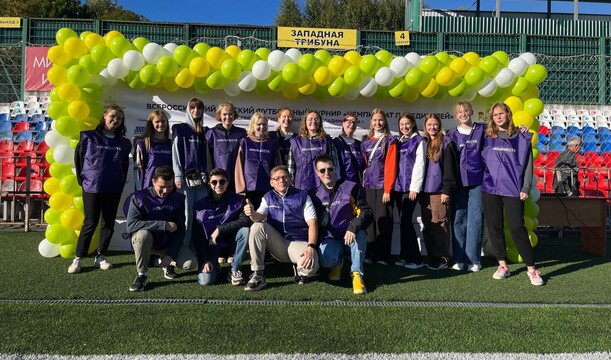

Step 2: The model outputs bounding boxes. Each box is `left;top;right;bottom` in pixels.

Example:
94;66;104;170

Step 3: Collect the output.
129;274;147;292
426;257;449;270
149;256;161;268
292;264;308;285
244;272;267;291
162;265;176;280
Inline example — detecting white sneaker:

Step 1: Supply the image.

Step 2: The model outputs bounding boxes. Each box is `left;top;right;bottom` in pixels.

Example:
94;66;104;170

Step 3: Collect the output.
67;257;82;274
394;260;406;267
93;255;112;270
468;263;482;272
404;262;424;270
528;270;545;286
451;263;465;271
492;265;510;280
376;260;388;266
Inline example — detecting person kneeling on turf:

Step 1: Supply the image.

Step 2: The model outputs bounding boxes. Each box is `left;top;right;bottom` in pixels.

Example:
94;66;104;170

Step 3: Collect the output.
243;165;319;291
313;154;373;294
192;168;252;286
126;165;186;291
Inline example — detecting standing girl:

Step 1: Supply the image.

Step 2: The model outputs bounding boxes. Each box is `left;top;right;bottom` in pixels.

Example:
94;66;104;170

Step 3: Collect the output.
287;110;335;192
420;113;459;270
482;102;543;286
172;97;212;265
68;104;132;273
235;112;282;208
270;107;294;165
135;109;172;190
446;101;485;272
205;100;246;190
333;113;365;184
361;108;397;265
393;113;426;269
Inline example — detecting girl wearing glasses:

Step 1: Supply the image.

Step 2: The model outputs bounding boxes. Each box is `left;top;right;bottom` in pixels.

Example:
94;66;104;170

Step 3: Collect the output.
333;113;365;184
361;108;397;265
134;109;172;190
287;110;337;191
235;112;282;208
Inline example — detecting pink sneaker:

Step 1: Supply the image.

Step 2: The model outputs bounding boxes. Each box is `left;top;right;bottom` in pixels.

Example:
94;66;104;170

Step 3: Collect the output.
492;265;510;280
528;270;545;286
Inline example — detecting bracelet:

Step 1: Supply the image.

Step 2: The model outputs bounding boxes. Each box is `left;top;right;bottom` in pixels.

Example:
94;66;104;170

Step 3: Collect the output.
307;243;318;250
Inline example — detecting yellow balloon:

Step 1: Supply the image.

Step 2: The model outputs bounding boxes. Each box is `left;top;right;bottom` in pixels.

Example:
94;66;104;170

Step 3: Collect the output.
61;208;85;230
43;177;61;196
344;51;362;66
103;30;124;45
420;78;439;97
313;66;333;86
463;52;480;66
435;67;455;87
189;57;210;78
47;65;68;86
84;33;105;50
449;57;469;77
47;46;71;66
175;68;195;88
57;83;81;103
328;56;347;77
225;45;241;60
504;96;523;114
68;100;90;121
513;110;534;128
49;192;74;211
63;37;88;59
206;47;229;70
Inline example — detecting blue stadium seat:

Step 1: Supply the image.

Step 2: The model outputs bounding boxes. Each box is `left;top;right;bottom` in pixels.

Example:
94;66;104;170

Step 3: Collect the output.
11;113;27;124
582;126;596;137
537;133;548;145
0;131;13;141
565;125;582;138
0;113;8;122
32;131;46;144
31;121;49;134
597;127;611;142
0;122;11;132
13;130;33;141
581;141;599;154
548;140;565;152
28;113;45;124
599;139;611;153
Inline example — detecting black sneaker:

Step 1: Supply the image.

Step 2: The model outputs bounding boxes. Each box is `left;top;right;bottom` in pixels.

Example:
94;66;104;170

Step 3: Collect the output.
244;272;267;291
162;265;176;280
129;274;147;292
292;264;308;285
426;257;449;270
149;256;161;268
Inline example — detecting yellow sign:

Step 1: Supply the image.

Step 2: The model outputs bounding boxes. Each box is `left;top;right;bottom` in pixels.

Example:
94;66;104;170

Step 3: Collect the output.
395;31;411;46
0;17;21;28
278;26;357;50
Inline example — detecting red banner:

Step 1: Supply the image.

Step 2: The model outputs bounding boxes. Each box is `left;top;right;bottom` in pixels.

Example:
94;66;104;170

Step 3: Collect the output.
24;46;52;91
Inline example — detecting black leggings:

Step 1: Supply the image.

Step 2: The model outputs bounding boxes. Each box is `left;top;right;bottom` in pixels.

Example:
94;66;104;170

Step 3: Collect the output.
75;192;122;258
482;192;535;266
365;188;393;262
394;192;423;264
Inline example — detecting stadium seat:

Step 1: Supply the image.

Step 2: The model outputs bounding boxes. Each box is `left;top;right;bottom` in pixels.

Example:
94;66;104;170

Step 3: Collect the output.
565;125;582;138
546;151;560;166
550;109;563;116
39;95;51;104
541;108;550;116
15;164;40;181
0;179;17;196
10;107;26;119
15;151;38;167
24;95;38;103
1;163;16;181
582;152;601;169
0;113;8;123
0;131;13;141
0;140;14;153
34;141;49;155
577;109;590;117
603;110;611;118
14;131;33;142
9;101;25;110
0;122;11;133
552;114;567;128
537;133;548;145
11;113;28;124
564;108;577;116
534;153;547;168
30;121;49;134
32;132;46;144
581;141;598;154
599;140;611;153
582;126;596;137
29;114;45;124
566;115;581;128
582;115;596;128
601;152;611;167
27;108;43;117
13;140;34;154
11;121;29;134
595;115;609;129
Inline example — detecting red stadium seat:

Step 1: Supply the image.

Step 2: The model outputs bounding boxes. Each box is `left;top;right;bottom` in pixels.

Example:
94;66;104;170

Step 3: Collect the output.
15;164;40;181
11;121;29;133
0;140;13;153
34;141;49;155
1;163;16;181
13;140;34;154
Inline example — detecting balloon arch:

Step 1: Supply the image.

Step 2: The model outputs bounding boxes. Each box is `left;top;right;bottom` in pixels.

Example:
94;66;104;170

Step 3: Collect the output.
38;28;544;263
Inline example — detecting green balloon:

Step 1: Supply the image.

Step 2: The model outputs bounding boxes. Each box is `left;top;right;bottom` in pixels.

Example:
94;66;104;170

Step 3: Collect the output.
59;175;81;196
328;77;348;97
220;58;241;80
237;49;258;71
156;56;179;77
55;116;80;138
255;47;271;61
139;64;161;86
193;42;211;57
511;76;531;96
132;37;150;52
344;66;363;87
375;50;393;66
405;68;425;87
44;208;63;225
173;45;195;68
282;63;301;84
359;54;379;77
419;56;439;76
206;70;226;90
46;101;68;120
524;64;547;84
314;49;331;65
464;67;485;87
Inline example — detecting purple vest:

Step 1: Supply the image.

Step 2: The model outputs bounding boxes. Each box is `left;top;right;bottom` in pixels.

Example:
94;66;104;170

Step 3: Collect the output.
332;137;365;184
172;123;207;172
136;139;172;189
79;130;132;193
447;123;485;187
205;125;246;182
482;132;532;197
289;135;331;191
264;187;309;242
362;135;395;190
194;192;244;239
395;134;424;192
423;136;452;194
132;188;185;249
240;137;278;193
315;180;357;239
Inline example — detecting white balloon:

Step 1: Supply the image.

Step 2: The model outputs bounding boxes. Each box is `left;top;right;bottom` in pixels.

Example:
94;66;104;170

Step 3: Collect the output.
405;52;421;67
494;68;516;88
54;144;75;165
478;78;497;97
107;58;129;79
224;80;241;97
45;130;69;148
122;50;145;71
519;52;537;66
359;76;377;97
344;86;360;101
508;58;528;76
285;48;302;62
159;48;172;59
163;43;178;53
142;42;163;64
389;57;410;77
238;71;257;92
251;60;272;80
38;239;60;258
374;67;394;86
268;50;287;71
462;87;477;102
98;68;117;87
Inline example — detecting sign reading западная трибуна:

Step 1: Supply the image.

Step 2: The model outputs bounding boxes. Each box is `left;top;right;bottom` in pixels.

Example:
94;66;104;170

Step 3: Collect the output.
277;26;357;50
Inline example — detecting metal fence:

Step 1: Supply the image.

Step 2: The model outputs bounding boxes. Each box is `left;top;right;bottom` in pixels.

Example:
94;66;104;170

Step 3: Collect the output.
2;18;611;105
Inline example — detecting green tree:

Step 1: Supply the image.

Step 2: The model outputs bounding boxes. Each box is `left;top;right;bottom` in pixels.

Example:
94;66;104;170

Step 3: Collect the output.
0;0;83;18
275;0;305;27
83;0;148;21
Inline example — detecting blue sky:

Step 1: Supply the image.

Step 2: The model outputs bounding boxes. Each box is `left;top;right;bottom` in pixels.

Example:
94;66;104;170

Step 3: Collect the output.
117;0;611;26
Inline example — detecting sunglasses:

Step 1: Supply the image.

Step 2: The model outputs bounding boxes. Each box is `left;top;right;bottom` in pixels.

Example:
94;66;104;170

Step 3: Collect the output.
317;167;335;174
210;179;227;186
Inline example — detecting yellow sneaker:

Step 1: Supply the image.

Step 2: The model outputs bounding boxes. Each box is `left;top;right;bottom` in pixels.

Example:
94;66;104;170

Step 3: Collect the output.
352;271;366;295
329;260;343;281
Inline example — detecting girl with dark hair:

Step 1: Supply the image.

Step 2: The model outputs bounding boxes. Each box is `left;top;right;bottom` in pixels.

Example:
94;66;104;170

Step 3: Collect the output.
332;113;365;184
420;113;459;270
68;104;132;274
135;109;172;190
482;102;543;286
361;108;397;265
393;113;426;269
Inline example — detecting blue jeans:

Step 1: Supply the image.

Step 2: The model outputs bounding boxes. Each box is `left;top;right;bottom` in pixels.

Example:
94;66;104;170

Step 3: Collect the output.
197;227;249;285
452;185;483;265
318;230;367;275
